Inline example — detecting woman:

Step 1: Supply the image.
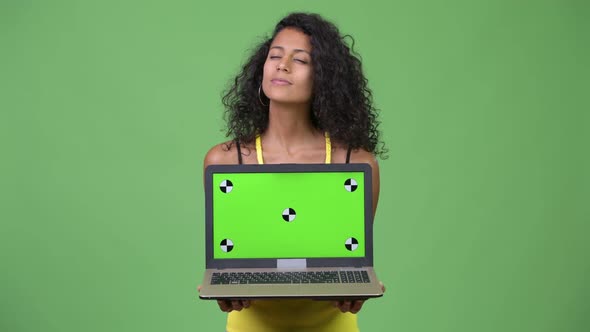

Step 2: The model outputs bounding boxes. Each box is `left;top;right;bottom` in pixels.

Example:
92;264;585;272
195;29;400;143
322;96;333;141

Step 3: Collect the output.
203;12;386;332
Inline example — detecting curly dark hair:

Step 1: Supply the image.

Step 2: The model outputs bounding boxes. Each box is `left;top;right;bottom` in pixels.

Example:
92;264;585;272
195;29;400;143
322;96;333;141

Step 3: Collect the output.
222;12;386;157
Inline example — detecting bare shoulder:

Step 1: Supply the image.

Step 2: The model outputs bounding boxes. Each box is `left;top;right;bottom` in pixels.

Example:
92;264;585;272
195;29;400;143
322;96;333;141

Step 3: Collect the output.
203;141;238;167
348;148;379;170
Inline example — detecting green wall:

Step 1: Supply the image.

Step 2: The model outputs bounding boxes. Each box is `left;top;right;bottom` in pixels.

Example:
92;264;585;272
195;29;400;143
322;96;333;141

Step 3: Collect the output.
1;0;588;331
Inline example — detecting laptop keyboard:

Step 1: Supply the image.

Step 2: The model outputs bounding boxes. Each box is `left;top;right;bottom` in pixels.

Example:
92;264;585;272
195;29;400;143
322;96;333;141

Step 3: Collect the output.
210;271;371;285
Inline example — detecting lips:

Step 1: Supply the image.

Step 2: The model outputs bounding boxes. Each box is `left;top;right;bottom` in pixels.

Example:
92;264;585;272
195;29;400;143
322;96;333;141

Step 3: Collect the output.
271;78;292;85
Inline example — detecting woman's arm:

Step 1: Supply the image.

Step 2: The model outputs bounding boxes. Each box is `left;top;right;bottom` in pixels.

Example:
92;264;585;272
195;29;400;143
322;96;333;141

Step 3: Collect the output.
348;149;380;220
333;149;383;314
200;142;252;312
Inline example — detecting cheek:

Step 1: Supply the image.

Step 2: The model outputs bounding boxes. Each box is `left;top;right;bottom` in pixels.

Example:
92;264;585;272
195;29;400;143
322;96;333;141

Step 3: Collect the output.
262;62;273;81
261;65;273;93
301;69;314;91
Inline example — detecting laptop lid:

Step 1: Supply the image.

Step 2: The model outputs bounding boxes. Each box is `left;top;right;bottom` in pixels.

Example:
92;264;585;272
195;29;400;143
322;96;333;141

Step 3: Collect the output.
204;163;374;269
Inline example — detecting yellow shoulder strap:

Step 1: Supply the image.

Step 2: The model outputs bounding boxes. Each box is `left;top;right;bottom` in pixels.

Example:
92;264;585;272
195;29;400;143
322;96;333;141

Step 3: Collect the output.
255;134;264;164
325;132;331;164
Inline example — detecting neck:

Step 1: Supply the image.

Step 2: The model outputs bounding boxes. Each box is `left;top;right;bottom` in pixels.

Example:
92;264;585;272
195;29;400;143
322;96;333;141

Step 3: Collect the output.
263;101;321;149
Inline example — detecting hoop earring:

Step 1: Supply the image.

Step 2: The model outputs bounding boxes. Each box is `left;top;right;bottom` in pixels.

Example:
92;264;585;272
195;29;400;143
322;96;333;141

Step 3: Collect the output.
258;85;268;106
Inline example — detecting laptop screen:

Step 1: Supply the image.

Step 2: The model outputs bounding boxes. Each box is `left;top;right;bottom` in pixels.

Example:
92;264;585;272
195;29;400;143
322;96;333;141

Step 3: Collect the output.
210;170;367;259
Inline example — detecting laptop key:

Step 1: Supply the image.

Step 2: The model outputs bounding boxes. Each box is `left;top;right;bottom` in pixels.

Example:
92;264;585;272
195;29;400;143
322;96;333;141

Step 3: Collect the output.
361;271;370;283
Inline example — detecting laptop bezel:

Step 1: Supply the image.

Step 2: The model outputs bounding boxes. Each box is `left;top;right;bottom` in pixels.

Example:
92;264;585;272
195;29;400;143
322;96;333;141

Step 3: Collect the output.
204;163;374;269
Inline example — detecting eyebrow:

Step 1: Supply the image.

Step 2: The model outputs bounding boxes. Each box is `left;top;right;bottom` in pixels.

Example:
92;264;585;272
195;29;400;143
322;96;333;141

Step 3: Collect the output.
270;46;311;55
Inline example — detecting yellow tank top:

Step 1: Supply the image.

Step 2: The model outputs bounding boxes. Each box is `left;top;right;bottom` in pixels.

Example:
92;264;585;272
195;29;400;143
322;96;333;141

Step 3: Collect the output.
226;132;358;332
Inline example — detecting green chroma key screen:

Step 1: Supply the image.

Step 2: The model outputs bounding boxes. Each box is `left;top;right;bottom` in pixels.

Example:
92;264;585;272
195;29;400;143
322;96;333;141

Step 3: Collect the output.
212;171;366;259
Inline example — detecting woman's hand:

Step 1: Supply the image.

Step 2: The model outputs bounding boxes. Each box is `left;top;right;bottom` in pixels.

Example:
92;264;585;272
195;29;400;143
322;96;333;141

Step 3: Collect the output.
332;281;385;314
198;285;251;312
215;299;251;312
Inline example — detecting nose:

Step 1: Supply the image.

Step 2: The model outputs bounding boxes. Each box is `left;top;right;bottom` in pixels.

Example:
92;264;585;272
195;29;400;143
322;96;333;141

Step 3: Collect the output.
276;61;290;72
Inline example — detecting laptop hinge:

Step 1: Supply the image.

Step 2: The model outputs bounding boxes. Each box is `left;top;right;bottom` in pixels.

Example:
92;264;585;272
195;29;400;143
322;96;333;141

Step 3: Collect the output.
277;259;307;269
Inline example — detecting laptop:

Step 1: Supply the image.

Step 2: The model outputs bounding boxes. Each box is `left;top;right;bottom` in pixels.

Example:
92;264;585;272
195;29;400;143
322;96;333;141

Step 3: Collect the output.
199;163;383;300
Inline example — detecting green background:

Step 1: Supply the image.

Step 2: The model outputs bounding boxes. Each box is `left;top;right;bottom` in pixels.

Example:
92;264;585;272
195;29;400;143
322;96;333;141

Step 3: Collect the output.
212;172;365;259
1;0;588;331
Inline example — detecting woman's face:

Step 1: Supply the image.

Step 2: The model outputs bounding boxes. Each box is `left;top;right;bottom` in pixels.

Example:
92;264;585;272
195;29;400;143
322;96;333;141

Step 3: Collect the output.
262;27;314;105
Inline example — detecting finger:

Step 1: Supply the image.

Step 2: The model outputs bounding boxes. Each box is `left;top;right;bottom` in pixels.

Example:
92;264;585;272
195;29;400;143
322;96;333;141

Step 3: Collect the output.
197;285;201;292
350;300;365;314
242;300;251;308
338;300;352;313
379;281;386;293
231;300;243;311
218;300;232;312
